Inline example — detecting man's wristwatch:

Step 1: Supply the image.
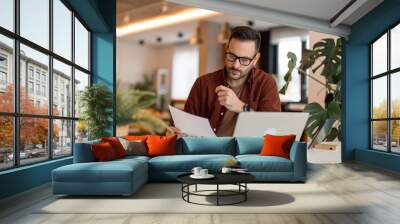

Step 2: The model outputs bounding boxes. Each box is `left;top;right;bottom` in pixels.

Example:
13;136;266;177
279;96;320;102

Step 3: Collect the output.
242;103;251;112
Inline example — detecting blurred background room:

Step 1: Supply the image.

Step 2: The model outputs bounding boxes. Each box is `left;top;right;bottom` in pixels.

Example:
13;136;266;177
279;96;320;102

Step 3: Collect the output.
115;0;340;138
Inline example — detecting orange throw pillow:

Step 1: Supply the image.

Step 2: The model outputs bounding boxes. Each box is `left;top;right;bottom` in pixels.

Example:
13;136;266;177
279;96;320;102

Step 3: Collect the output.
259;134;296;159
101;137;127;158
125;135;148;141
91;142;117;161
146;135;177;157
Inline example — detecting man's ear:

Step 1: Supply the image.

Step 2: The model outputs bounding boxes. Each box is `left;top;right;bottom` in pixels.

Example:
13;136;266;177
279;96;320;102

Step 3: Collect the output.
252;52;260;66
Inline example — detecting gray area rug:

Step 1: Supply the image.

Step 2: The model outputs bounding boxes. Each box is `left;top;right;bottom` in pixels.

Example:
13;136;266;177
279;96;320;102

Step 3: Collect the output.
38;183;362;214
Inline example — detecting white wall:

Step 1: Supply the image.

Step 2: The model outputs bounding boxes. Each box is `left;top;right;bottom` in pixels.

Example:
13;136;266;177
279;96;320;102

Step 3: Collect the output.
116;40;159;90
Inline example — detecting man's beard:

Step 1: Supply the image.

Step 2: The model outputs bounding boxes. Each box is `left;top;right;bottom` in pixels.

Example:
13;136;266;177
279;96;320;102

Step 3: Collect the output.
226;67;250;80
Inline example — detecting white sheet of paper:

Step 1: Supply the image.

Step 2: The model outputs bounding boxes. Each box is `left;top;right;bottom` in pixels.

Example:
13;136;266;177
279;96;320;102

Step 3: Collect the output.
168;105;216;137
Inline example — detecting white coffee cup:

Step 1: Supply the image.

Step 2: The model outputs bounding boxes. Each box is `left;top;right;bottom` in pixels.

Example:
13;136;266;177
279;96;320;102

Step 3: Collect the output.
200;169;208;176
191;167;202;176
221;167;232;174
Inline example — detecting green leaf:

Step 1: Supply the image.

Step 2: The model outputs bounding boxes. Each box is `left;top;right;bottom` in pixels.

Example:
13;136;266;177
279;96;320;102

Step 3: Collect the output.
323;127;339;141
279;52;297;95
299;49;317;71
279;83;289;94
304;103;328;139
327;101;341;120
311;38;342;84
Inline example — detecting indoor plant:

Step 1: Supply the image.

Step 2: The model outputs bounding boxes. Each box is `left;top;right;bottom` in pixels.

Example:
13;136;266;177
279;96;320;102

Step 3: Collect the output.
116;84;168;135
79;84;113;140
279;38;342;144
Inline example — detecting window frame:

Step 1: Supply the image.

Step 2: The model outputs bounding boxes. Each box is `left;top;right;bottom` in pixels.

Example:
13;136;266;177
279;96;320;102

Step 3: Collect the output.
369;20;400;154
0;0;92;171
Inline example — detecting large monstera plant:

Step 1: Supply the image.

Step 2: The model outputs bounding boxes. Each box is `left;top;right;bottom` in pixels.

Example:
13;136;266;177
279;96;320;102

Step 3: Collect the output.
280;38;342;144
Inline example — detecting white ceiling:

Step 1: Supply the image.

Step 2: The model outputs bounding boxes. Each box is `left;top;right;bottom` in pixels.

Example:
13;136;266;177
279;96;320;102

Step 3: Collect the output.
168;0;384;37
118;14;278;45
117;0;384;43
228;0;353;24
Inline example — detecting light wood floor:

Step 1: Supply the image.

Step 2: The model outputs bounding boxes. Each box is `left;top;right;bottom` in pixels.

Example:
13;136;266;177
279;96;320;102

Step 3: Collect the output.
1;162;400;224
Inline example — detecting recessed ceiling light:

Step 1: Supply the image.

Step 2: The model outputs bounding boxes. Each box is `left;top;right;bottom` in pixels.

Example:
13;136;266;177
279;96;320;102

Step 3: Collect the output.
117;8;220;37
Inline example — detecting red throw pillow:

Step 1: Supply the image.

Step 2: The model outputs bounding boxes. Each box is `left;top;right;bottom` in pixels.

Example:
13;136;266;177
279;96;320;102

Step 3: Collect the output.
125;135;148;141
91;142;117;161
146;135;177;157
101;137;127;158
259;134;296;159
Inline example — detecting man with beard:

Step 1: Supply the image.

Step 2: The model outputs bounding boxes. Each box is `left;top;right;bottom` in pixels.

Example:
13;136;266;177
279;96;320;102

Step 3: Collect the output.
169;26;281;137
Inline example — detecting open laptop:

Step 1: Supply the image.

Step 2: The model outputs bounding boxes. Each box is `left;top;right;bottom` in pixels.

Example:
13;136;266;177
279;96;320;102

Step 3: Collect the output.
233;112;309;141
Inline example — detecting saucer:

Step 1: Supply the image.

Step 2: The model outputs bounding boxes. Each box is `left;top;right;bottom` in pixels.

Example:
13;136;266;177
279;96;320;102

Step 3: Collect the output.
190;174;215;179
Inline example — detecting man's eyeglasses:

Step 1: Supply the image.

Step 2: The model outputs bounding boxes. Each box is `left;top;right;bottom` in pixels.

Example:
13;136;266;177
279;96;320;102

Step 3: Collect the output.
225;52;256;66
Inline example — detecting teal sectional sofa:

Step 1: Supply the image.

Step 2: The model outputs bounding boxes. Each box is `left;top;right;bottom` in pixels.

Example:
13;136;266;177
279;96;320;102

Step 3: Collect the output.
52;137;307;196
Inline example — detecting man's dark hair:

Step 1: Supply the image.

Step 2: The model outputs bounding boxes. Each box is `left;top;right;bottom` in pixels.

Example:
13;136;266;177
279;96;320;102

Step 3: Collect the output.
228;26;261;52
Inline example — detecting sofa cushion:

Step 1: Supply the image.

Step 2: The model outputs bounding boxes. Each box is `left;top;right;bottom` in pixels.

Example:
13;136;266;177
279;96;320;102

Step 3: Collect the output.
236;155;293;172
235;137;263;155
147;135;177;157
52;159;147;183
148;154;235;172
115;155;150;163
119;138;148;156
260;134;296;159
91;142;118;161
101;137;127;158
177;137;236;155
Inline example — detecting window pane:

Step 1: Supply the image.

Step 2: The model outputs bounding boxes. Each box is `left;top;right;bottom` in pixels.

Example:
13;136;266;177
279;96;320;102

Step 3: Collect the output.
20;44;49;115
391;72;400;118
75;18;89;70
372;33;387;76
372;121;388;151
0;0;14;31
20;0;49;49
0;116;13;170
372;76;387;119
0;35;14;112
20;117;49;165
53;119;72;158
172;45;198;100
53;59;72;117
74;69;89;118
391;24;400;70
53;0;72;60
391;120;400;153
75;120;88;143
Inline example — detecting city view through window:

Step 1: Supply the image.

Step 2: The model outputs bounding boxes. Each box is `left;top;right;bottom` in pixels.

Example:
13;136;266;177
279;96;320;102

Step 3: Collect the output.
0;0;90;170
371;23;400;153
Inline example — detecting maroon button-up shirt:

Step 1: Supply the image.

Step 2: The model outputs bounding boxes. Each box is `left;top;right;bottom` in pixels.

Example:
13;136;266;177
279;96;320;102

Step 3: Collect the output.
184;68;281;134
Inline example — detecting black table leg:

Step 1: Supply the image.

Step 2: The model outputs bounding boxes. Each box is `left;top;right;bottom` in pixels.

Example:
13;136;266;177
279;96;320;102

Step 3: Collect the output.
217;184;219;206
245;183;247;201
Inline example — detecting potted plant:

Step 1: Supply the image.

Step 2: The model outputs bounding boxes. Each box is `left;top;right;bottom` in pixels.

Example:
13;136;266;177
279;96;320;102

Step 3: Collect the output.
79;84;113;140
116;84;168;135
279;38;342;145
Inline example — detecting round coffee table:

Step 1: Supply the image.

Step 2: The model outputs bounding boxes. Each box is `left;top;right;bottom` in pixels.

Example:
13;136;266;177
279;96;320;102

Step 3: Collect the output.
177;172;255;206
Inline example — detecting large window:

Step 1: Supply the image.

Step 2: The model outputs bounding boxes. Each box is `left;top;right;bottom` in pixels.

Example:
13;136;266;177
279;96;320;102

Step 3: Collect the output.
171;45;199;100
0;0;91;171
370;23;400;154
